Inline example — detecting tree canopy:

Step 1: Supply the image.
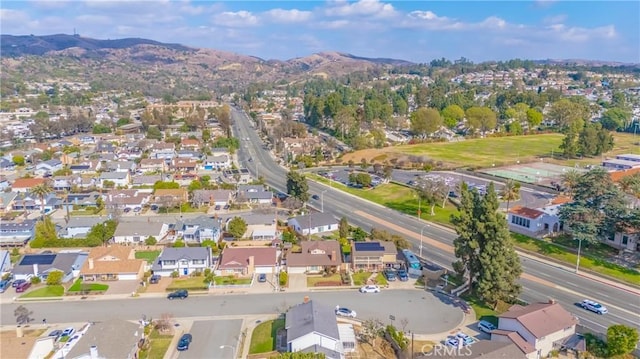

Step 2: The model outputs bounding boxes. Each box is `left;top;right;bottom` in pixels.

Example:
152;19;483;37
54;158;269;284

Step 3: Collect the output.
286;170;309;203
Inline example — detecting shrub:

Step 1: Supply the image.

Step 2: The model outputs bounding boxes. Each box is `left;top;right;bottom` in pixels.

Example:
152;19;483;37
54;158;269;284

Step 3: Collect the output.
170;271;179;278
46;270;63;286
279;271;288;287
30;276;42;284
145;236;157;245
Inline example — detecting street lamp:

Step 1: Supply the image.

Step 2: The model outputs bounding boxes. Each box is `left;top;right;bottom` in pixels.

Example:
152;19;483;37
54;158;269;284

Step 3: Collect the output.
320;189;328;213
419;224;430;258
575;237;583;273
219;345;236;359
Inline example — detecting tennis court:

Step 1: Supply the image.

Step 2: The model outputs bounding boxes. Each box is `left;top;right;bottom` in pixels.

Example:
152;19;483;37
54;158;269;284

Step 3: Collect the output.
481;162;587;186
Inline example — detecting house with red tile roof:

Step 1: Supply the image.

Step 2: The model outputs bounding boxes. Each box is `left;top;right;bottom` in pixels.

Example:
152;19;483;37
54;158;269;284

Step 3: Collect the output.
11;178;48;193
507;205;563;238
491;300;578;359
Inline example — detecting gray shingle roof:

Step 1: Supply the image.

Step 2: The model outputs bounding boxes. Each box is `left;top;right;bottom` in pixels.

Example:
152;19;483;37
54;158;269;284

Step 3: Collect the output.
12;252;87;276
286;300;340;343
65;319;141;359
65;216;107;229
156;247;211;261
289;213;338;230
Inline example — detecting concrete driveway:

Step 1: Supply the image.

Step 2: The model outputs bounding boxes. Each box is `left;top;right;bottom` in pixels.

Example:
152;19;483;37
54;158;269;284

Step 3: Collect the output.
287;274;307;291
104;280;139;295
177;319;242;359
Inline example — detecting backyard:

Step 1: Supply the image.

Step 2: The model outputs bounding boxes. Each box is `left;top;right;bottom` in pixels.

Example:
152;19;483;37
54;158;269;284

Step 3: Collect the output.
249;318;285;354
135;250;161;262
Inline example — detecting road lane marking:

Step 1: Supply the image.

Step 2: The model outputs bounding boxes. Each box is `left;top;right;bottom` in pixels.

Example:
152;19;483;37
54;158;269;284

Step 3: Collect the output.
355;210;640;320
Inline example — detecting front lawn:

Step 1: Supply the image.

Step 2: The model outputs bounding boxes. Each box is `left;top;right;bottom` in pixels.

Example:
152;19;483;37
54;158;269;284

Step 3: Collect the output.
461;293;498;324
374;272;388;286
352;271;372;286
512;233;640;285
306;273;342;287
21;285;64;298
139;329;173;359
249;318;285;354
135;250;161;262
67;279;109;292
213;276;252;285
166;277;209;290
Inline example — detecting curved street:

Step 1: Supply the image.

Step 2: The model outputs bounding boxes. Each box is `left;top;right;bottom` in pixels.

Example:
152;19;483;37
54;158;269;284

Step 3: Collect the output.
232;107;640;333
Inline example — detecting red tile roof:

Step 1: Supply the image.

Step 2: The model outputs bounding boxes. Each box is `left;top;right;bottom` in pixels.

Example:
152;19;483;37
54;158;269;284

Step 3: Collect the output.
508;206;544;219
12;178;47;188
217;247;277;269
500;301;578;339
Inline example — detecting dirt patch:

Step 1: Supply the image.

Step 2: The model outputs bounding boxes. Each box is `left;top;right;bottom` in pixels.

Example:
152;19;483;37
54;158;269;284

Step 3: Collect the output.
1;328;46;359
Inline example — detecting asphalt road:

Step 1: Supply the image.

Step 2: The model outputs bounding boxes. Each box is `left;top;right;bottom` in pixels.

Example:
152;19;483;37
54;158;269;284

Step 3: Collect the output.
178;320;242;359
0;290;463;334
231;107;640;333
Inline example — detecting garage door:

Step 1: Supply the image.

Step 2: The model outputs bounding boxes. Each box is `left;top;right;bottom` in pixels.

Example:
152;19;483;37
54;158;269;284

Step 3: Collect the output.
254;266;274;274
287;266;306;274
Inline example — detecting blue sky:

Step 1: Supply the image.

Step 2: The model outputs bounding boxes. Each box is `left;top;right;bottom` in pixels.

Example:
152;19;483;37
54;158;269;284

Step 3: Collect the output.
1;1;639;63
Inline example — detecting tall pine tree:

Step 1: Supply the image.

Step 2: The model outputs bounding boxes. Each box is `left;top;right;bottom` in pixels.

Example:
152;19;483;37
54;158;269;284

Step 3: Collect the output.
451;183;522;307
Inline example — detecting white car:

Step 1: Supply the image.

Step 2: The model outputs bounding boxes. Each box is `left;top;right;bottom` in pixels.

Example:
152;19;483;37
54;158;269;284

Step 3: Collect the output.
335;307;357;318
581;299;608;315
478;320;496;333
359;285;381;293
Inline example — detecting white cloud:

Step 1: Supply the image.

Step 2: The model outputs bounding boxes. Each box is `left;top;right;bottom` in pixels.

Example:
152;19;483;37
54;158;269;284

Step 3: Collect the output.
212;11;259;27
264;8;312;23
316;20;351;30
325;0;397;19
75;15;113;26
543;14;567;24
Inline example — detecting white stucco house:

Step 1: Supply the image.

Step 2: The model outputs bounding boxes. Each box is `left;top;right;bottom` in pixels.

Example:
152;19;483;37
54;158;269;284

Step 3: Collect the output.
288;213;338;236
151;247;213;277
112;221;168;244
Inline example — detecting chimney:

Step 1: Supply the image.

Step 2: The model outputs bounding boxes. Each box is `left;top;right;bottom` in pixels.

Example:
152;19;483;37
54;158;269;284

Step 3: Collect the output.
248;256;255;275
90;345;99;359
548;298;556;304
303;295;310;304
88;258;94;270
331;251;337;262
33;263;39;276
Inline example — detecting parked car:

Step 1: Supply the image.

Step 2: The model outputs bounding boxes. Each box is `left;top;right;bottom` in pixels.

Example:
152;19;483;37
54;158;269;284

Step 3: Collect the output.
48;330;62;338
133;207;141;213
61;327;75;337
359;285;381;293
477;320;496;333
384;269;396;281
455;332;475;346
581;299;608;315
150;204;159;211
149;275;161;284
177;333;193;351
15;281;31;293
445;338;459;347
214;205;221;210
167;289;189;300
12;279;26;288
397;269;409;281
258;273;267;283
223;205;230;210
123;207;131;213
0;280;11;293
335;307;357;318
311;194;320;200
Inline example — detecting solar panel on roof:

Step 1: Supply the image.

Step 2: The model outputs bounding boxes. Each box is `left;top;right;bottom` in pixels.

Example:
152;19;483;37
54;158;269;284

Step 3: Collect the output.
19;254;56;266
354;242;384;251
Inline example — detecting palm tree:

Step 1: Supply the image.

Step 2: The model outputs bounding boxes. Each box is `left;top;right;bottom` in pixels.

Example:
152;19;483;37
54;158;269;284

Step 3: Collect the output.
561;169;582;197
30;183;53;215
500;179;521;214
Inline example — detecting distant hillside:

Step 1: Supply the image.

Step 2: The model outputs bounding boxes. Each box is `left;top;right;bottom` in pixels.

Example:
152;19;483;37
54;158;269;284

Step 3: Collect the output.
0;34;415;92
1;34;192;56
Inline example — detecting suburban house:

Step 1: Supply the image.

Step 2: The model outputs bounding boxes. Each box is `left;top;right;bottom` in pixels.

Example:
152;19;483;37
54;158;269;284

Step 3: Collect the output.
222;168;252;184
287;240;344;274
172;159;197;172
154;188;188;207
104;160;137;173
238;214;278;241
288;213;339;236
491;300;578;359
0;158;15;171
112;221;169;245
0;192;18;213
12;252;87;282
192;189;234;207
132;175;162;188
11;178;48;193
426;340;527;358
181;138;201;150
285;299;354;359
203;154;231;170
0;219;37;246
64;320;142;359
80;245;145;281
605;228;640;252
139;158;168;172
35;159;63;174
104;189;151;211
63;192;102;212
507;205;563;237
216;247;278;276
350;241;398;271
59;216;107;238
98;171;131;188
151;247;213;277
175;216;222;243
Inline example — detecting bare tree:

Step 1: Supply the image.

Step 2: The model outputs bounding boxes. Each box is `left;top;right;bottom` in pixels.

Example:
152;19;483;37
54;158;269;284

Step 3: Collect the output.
359;319;384;347
400;317;409;332
155;313;174;333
